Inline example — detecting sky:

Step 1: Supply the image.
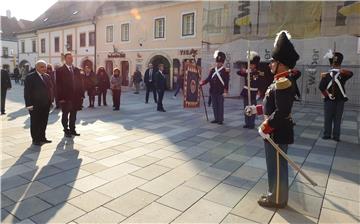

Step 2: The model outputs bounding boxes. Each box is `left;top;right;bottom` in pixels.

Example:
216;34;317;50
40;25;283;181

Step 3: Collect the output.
1;0;58;21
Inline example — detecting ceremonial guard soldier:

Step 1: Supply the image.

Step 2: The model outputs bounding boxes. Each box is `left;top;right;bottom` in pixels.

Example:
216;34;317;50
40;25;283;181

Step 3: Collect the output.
237;51;261;129
246;31;299;208
319;50;353;141
200;51;229;125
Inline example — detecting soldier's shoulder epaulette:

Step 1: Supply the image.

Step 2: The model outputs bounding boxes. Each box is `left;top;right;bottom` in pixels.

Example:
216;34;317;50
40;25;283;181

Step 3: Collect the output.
275;77;292;90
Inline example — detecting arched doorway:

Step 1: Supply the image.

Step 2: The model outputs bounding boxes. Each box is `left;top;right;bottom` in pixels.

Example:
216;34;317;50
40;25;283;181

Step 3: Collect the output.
82;59;93;71
149;55;171;89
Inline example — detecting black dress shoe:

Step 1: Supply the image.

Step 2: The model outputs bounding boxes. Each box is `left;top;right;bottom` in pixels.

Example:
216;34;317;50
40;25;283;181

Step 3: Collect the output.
257;196;286;208
322;136;331;140
41;139;52;144
243;125;249;128
211;120;218;123
70;131;80;136
332;137;340;142
218;121;223;125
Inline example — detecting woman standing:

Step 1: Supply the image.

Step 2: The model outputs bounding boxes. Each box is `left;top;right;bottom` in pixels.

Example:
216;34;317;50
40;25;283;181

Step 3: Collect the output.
96;67;110;106
110;68;122;111
83;66;97;108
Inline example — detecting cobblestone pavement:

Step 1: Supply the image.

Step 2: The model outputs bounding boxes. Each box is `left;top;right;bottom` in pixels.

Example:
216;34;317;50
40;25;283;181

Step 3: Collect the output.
1;82;359;223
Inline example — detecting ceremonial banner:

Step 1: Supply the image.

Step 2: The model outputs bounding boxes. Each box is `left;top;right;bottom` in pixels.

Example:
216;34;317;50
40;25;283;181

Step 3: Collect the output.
184;64;200;108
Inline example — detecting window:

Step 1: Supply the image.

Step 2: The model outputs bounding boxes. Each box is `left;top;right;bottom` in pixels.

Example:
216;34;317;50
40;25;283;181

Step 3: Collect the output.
80;33;86;47
106;25;113;43
182;12;195;36
54;37;60;52
207;9;222;33
66;35;72;51
21;41;25;53
335;5;346;26
41;38;45;53
32;40;36;52
2;47;9;57
89;31;95;46
154;18;165;39
121;23;130;41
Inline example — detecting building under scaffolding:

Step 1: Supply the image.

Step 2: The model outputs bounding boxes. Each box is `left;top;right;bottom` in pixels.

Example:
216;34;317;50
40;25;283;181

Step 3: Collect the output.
201;1;360;107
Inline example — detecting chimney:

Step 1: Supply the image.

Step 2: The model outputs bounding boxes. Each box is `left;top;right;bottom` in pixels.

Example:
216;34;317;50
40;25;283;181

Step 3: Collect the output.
6;10;11;18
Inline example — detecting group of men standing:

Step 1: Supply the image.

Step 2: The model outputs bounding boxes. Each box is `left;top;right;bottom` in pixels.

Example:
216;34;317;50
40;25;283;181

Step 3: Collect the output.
24;53;83;145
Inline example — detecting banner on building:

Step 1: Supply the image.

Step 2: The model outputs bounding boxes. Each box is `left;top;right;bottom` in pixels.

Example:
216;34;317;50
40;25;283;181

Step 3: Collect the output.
183;64;200;108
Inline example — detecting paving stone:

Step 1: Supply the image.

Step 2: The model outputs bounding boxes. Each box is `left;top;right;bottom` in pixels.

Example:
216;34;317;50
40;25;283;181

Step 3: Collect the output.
326;178;360;201
184;175;220;192
38;168;91;188
36;185;83;205
231;192;276;223
96;175;147;198
221;214;258;223
1;194;15;208
1;209;20;224
270;209;318;223
204;183;248;208
19;165;63;181
224;166;266;190
173;199;231;223
157;185;205;211
67;175;109;192
322;194;360;218
75;206;126;223
68;190;112;212
290;181;326;198
104;189;158;217
318;208;360;223
93;163;140;181
287;191;323;218
1;175;30;192
4;197;52;220
127;155;160;167
2;181;51;202
123;202;181;223
80;162;108;173
131;164;170;180
30;202;86;224
155;157;186;168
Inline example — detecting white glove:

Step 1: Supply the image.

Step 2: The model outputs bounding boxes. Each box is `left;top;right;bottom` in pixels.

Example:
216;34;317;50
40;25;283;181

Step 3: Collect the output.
27;106;34;111
244;105;257;116
328;93;335;100
258;126;270;139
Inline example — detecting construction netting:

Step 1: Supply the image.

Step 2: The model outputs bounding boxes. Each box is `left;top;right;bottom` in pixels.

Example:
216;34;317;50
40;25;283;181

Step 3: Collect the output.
201;1;360;107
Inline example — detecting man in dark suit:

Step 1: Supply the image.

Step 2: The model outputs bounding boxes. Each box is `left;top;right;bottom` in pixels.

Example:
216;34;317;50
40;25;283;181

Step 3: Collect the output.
1;67;12;115
56;52;84;137
144;63;157;104
154;64;166;112
24;60;52;145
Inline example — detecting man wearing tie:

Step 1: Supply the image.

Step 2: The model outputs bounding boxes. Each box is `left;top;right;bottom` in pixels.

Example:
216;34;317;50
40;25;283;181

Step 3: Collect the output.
144;63;157;104
56;52;84;137
154;64;166;112
24;60;52;146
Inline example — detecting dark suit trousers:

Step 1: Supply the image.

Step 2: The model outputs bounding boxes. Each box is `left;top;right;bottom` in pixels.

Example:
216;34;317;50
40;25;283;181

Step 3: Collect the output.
211;94;224;122
145;83;157;103
61;102;77;132
30;105;50;141
157;90;164;110
112;89;121;109
98;89;107;106
1;89;7;113
324;100;344;138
